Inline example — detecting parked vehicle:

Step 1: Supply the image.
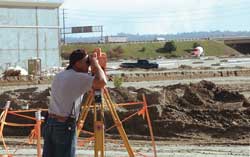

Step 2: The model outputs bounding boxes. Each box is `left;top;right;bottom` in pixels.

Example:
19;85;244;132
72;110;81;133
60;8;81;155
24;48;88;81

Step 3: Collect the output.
120;59;159;69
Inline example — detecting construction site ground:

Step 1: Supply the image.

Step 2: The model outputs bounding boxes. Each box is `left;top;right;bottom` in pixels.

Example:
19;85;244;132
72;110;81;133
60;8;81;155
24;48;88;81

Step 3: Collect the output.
1;56;250;156
1;137;249;157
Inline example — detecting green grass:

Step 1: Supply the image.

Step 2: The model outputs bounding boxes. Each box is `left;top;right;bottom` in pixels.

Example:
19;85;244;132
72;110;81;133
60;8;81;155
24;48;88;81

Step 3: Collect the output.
61;40;239;59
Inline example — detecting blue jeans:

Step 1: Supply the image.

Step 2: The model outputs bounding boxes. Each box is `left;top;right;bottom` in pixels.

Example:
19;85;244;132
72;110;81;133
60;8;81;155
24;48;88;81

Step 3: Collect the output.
42;117;76;157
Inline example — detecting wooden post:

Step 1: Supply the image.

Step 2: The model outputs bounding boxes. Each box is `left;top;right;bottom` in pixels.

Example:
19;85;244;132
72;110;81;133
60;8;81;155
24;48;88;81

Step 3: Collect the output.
35;110;42;157
0;101;11;156
143;95;157;157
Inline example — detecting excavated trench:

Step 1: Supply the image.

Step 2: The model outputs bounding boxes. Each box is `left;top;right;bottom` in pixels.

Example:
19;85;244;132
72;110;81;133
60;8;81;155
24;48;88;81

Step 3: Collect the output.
0;80;250;142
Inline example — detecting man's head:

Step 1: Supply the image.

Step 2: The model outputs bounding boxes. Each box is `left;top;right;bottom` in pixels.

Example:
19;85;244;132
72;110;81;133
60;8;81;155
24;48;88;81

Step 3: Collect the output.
66;49;90;72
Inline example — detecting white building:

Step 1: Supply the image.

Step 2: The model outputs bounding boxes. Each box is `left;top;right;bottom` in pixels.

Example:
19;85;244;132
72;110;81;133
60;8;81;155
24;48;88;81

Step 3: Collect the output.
105;36;127;43
155;37;165;41
0;0;63;71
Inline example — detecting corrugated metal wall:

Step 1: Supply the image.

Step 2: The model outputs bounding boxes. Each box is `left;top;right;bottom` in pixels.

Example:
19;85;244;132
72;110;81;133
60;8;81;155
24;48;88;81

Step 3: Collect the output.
0;7;60;71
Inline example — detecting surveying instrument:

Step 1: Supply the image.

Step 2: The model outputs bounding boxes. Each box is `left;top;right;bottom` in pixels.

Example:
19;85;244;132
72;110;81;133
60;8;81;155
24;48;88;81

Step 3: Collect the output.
76;48;135;157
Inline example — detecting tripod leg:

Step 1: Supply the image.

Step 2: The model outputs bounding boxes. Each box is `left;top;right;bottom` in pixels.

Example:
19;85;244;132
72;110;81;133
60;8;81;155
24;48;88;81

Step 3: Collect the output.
94;103;105;157
94;120;105;157
77;93;93;137
103;89;135;157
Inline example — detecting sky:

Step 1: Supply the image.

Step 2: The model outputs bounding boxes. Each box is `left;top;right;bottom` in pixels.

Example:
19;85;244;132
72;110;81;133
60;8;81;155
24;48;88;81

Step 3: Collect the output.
61;0;250;36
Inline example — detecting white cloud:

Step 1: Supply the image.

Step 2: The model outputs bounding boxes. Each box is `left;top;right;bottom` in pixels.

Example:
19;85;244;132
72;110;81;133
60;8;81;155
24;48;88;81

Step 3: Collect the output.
61;0;249;34
62;0;218;12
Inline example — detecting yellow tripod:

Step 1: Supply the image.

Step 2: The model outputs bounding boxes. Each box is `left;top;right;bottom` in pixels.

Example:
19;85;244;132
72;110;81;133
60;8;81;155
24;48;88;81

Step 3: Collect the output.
77;88;135;157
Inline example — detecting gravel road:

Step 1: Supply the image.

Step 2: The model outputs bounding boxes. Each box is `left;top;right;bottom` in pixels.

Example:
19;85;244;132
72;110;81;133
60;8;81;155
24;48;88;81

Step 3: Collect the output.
1;139;249;157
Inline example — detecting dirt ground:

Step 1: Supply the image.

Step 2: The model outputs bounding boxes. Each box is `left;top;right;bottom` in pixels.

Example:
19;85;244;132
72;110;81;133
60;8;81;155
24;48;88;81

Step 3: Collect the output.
1;67;250;156
1;80;250;143
1;137;249;157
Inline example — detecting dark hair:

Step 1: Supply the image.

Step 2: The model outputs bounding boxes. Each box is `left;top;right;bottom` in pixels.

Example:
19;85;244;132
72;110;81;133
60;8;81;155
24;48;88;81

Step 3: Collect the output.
66;49;88;70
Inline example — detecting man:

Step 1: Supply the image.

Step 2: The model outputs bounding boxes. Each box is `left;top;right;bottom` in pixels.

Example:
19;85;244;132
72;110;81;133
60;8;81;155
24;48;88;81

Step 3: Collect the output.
43;49;107;157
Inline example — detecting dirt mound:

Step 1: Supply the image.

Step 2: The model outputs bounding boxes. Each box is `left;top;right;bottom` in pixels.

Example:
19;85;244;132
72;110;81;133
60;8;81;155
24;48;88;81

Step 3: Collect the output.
176;80;248;110
3;69;21;77
0;81;250;141
0;87;50;110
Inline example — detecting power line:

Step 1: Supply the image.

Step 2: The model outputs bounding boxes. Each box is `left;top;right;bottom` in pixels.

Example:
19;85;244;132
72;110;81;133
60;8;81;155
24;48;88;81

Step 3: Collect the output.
62;8;66;44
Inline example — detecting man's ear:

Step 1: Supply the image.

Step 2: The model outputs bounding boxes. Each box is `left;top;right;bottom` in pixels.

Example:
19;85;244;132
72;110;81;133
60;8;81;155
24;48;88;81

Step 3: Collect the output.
74;61;81;68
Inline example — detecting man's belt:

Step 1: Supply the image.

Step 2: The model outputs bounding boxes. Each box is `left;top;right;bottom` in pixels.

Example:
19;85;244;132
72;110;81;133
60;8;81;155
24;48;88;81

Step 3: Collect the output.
48;113;68;122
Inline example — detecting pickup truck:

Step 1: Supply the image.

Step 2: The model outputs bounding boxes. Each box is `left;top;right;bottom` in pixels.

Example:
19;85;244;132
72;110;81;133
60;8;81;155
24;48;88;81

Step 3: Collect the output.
120;59;159;69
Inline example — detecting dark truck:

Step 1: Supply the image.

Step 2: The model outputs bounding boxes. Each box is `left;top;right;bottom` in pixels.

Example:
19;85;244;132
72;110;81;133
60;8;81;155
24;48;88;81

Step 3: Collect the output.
120;59;159;69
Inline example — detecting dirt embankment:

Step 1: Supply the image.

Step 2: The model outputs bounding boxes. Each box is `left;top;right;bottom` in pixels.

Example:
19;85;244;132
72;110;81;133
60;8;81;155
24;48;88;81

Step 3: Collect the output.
2;68;250;86
0;80;250;142
116;69;250;82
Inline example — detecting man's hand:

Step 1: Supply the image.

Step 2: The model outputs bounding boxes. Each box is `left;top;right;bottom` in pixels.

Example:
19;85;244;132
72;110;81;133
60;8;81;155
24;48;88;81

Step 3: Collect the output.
89;53;100;74
89;53;99;67
89;52;107;89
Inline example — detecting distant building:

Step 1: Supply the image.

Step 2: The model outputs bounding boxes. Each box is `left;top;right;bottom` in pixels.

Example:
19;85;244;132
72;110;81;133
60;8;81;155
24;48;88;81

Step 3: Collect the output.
0;0;63;70
155;37;165;41
105;36;127;43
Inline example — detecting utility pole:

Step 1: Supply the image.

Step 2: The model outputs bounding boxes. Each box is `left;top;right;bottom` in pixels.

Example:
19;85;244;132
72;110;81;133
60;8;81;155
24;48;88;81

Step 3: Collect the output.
62;8;66;44
101;25;103;42
36;7;39;58
17;33;20;63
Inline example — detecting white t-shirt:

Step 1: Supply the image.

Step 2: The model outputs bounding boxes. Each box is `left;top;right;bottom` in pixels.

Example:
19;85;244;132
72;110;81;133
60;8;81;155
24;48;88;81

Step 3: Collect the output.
48;69;94;118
